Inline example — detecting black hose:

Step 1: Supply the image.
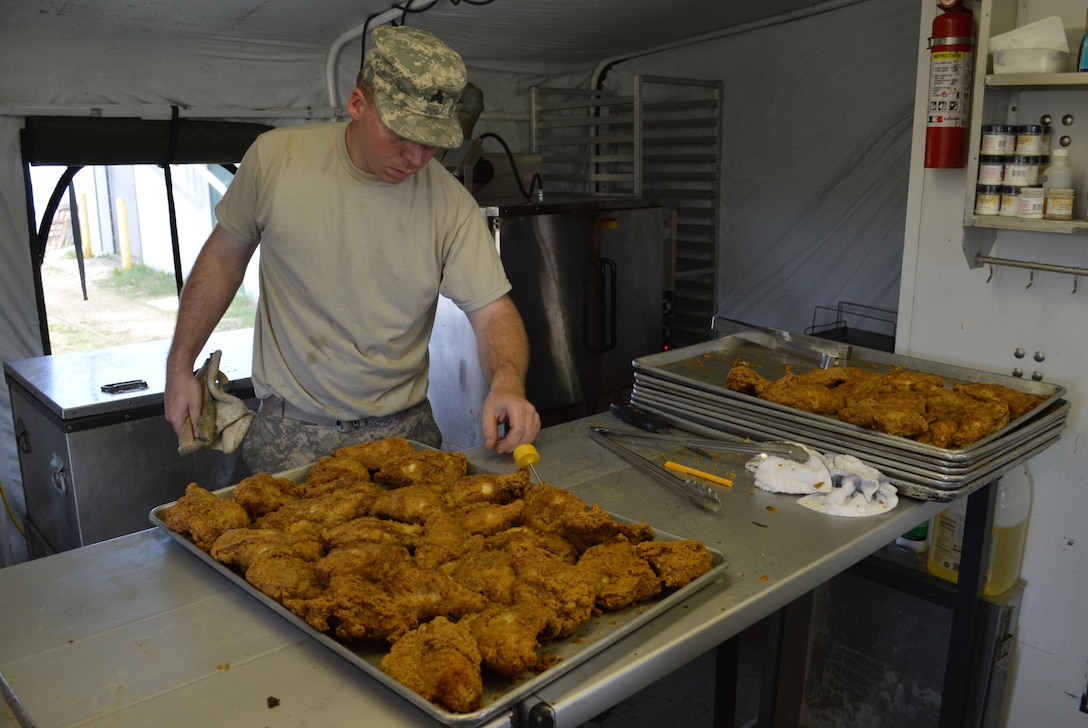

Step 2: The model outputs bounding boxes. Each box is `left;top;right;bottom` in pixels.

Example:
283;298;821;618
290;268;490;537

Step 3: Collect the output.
476;132;532;200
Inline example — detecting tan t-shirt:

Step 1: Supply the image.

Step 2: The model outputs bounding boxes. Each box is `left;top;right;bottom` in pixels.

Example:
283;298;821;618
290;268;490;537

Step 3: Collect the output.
215;121;510;420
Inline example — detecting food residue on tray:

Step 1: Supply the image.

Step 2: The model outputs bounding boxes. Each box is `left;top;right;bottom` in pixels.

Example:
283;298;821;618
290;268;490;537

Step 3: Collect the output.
161;437;716;715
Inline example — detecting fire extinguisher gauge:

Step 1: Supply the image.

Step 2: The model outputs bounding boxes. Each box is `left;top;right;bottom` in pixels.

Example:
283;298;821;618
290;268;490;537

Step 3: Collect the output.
937;0;962;8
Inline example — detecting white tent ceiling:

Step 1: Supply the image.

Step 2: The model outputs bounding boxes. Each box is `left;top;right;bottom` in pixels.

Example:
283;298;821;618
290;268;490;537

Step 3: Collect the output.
6;0;833;66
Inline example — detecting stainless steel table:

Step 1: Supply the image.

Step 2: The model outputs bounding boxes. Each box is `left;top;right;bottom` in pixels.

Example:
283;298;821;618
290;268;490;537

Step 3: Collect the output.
0;413;946;727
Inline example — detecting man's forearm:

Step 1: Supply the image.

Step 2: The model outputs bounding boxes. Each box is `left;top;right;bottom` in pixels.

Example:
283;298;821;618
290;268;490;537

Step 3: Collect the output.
167;228;254;376
469;296;530;395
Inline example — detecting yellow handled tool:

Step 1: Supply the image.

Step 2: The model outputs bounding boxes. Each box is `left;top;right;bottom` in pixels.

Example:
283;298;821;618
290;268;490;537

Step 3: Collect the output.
513;443;542;483
664;461;734;487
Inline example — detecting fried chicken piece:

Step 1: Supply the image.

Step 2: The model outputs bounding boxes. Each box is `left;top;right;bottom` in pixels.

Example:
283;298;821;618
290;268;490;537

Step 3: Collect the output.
331;436;417;471
443;470;529;509
463;604;550;676
286;573;414;642
509;543;598;639
950;400;1010;448
520;483;652;553
415;513;485;570
920;387;1009;448
162;482;250;551
369;483;445;524
486;526;579;564
296;455;378;498
440;547;519;604
760;372;845;415
634;539;715;589
231;472;301;518
878;369;945;393
256;491;373;532
954;382;1045;421
317;542;414;582
211;527;323;570
244;555;324;601
381;565;488;626
838;392;930;439
321;516;423;550
793;366;872;389
380;617;484;715
374;450;468;488
724;364;770;396
291;547;485;644
917;417;959;448
577;541;662;611
459;500;526;537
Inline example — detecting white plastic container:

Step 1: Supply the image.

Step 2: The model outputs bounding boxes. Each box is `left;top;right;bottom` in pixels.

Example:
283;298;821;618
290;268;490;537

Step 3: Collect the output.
1042;148;1073;190
927;464;1032;597
994;48;1070;74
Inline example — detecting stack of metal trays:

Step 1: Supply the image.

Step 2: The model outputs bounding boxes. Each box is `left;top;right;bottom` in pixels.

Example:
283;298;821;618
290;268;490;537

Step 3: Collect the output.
630;326;1067;502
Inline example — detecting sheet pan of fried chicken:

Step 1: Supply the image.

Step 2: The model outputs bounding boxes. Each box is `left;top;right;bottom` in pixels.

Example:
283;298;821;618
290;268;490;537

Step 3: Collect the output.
629;333;1067;499
151;437;727;725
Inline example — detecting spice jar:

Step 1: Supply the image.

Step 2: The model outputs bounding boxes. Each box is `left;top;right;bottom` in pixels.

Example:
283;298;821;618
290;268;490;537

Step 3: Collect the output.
1044;188;1074;220
977;155;1005;184
1017;187;1045;219
981;125;1009;155
1015;124;1044;155
1003;155;1033;186
974;184;1001;215
999;186;1021;217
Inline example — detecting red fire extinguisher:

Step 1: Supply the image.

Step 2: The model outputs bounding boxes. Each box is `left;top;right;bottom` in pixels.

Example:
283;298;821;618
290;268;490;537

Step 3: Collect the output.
924;0;975;168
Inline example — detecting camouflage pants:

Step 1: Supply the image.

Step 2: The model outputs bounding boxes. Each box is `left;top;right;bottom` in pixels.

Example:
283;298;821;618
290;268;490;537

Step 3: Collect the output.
241;397;443;474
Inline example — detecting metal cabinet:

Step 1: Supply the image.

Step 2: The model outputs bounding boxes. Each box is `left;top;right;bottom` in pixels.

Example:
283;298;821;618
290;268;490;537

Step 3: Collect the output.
4;329;255;557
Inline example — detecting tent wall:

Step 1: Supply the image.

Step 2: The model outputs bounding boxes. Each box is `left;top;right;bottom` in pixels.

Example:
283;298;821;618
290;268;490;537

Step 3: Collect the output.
605;0;918;334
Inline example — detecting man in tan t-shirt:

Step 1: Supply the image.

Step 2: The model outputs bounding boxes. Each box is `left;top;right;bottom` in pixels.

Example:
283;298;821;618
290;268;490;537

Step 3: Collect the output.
165;26;540;473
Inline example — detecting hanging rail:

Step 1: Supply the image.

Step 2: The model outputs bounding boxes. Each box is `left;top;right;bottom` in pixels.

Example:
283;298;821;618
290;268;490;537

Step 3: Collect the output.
977;254;1088;292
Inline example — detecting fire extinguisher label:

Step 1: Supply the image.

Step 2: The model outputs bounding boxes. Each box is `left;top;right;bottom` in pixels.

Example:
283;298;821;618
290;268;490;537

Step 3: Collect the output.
927;50;973;127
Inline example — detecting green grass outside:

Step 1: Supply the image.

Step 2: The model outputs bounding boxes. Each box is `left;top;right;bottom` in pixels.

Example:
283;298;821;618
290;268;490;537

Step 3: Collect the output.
101;262;257;330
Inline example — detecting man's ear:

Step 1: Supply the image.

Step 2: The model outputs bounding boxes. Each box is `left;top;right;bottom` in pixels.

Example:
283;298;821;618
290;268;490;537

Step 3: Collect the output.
346;87;367;121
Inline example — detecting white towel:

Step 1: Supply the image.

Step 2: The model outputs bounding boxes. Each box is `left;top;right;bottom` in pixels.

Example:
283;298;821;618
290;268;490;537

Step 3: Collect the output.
177;350;255;456
746;445;898;517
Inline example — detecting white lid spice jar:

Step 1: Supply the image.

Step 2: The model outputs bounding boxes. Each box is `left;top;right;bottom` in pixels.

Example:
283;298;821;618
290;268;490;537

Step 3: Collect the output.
977;155;1005;184
1017;187;1045;219
981;124;1009;155
1003;155;1032;186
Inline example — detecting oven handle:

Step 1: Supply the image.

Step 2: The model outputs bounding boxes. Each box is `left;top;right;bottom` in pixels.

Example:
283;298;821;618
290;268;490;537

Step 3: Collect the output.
586;257;617;355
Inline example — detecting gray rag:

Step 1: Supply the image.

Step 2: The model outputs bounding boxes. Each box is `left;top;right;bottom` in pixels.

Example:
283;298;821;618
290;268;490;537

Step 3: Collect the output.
177;350;255;456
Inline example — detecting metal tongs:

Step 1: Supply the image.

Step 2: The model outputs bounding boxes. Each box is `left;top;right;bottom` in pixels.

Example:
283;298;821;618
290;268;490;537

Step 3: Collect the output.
588;426;811;464
587;426;722;513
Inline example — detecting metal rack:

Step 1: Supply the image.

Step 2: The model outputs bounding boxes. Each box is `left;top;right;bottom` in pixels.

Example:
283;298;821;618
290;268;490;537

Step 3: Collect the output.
531;75;722;348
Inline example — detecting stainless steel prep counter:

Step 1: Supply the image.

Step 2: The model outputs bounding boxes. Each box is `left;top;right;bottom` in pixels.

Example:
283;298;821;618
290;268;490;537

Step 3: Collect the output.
0;413;948;727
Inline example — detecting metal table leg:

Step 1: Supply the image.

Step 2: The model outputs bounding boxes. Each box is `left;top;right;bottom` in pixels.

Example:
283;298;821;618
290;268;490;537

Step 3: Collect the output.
937;480;997;728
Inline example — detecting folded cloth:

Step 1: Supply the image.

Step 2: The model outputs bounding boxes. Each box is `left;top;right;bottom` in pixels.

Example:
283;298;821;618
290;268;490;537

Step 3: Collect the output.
746;445;898;517
178;350;255;456
745;444;834;494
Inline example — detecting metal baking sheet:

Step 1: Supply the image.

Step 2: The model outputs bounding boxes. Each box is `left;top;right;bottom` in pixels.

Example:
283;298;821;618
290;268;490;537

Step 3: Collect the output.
632;335;1066;460
630;390;1066;501
630;384;1067;480
148;463;728;727
631;375;1069;473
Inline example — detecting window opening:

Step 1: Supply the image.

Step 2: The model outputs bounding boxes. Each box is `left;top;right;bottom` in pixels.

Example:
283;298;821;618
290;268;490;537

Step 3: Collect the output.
31;162;259;354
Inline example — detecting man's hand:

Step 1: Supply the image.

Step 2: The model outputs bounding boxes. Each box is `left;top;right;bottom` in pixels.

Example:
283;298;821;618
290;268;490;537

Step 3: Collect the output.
482;385;540;453
165;368;204;439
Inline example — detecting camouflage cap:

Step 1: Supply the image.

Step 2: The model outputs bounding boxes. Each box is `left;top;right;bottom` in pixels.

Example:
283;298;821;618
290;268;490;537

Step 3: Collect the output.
363;26;467;149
